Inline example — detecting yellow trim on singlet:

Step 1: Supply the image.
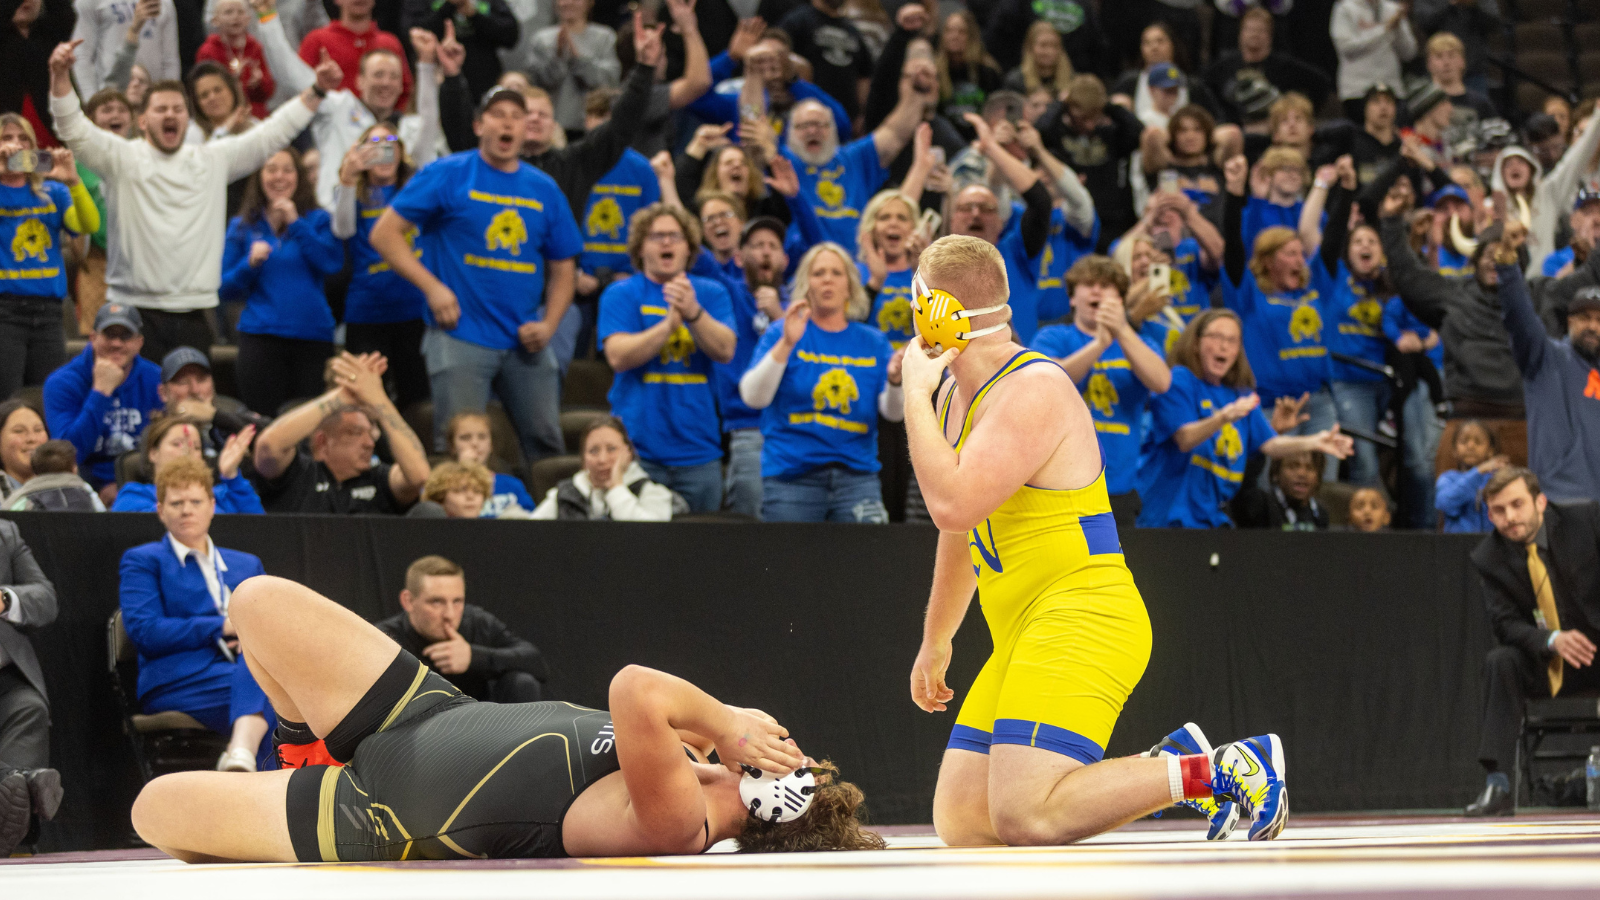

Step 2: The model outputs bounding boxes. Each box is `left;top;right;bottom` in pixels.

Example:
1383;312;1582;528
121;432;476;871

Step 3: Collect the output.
369;803;415;860
433;732;574;859
378;663;429;733
316;766;342;861
941;351;1059;452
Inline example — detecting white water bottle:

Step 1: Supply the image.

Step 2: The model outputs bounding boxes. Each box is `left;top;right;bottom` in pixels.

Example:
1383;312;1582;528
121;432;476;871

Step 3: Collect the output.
1587;746;1600;811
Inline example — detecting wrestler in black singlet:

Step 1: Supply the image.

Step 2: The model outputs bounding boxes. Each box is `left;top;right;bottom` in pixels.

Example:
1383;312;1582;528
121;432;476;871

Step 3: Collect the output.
285;651;627;861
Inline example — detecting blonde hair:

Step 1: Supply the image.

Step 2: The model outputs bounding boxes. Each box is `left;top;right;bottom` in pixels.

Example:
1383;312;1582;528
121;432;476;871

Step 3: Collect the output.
1426;32;1464;59
856;190;919;262
918;234;1009;307
935;10;997;102
1019;21;1072;95
423;461;494;504
1267;93;1313;141
1257;145;1309;183
792;242;871;322
1065;73;1106;115
1248;225;1310;290
0;114;48;198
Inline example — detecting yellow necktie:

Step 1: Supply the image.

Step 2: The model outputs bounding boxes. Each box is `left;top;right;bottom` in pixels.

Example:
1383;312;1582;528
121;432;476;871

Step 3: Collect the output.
1528;542;1562;696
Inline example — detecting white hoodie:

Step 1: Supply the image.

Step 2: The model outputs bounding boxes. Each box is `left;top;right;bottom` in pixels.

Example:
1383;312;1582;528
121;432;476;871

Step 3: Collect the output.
530;462;676;521
1529;105;1600;275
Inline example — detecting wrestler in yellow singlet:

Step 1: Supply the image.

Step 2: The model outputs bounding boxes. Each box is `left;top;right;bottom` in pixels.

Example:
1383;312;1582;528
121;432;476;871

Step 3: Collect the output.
940;350;1152;764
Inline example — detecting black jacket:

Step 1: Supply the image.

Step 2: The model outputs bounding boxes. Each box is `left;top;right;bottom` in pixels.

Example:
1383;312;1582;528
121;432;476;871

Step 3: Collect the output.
0;0;74;137
1204;50;1331;122
1380;217;1524;412
1536;244;1599;338
0;519;57;705
1472;500;1600;663
403;0;519;99
374;604;549;701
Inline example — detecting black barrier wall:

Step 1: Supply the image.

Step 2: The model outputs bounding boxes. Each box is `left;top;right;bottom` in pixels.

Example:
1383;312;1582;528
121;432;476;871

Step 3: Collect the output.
0;512;1492;852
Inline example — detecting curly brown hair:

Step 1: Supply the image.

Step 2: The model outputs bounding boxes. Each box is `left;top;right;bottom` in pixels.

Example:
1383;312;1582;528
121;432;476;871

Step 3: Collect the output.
735;760;887;853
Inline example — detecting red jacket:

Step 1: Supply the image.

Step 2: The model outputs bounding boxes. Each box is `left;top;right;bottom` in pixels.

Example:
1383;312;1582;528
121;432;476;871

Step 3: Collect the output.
297;20;413;112
195;32;275;119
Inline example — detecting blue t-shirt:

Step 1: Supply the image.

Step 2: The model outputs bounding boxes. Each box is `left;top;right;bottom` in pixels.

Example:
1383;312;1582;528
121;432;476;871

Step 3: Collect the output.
997;207;1047;346
220;209;343;342
1436;243;1473;278
389;151;584;350
1033;207;1099;326
597;272;736;467
1138;366;1278;528
862;264;916;349
0;181;77;298
782;136;887;255
1220;263;1335;403
1543;245;1575;278
693;249;767;433
1382;295;1444;370
482;471;535;517
580;149;660;277
1240;196;1304;257
1322;260;1390;384
1032;323;1164;495
1140;315;1184;358
345;182;428;324
1105;233;1216;323
753;320;893;479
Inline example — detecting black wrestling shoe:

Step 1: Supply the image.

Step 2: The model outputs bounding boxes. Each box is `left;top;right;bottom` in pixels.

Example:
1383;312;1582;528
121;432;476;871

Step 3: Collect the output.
1464;782;1513;817
22;768;62;821
0;771;30;856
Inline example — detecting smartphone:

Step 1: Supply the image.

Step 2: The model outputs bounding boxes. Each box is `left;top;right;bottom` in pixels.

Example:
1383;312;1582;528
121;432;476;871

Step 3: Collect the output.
917;208;942;239
929;146;946;166
1159;169;1181;194
367;142;397;167
1148;263;1171;294
5;149;51;174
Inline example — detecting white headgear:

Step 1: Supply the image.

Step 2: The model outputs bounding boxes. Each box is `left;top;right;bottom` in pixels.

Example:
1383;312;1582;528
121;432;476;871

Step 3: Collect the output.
739;765;823;824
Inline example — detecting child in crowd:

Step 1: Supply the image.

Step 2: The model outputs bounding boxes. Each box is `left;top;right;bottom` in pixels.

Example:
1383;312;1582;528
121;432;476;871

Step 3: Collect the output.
3;440;105;511
421;461;500;519
1236;449;1330;531
1435;420;1505;533
445;412;534;518
1346;486;1392;532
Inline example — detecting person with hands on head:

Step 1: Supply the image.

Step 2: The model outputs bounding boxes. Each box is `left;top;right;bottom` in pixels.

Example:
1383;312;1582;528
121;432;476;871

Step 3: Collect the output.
48;37;338;363
598;203;734;513
901;235;1293;851
110;414;263;513
740;242;901;522
1465;467;1600;816
118;456;274;773
250;351;431;514
128;573;884;861
530;414;681;520
0;114;97;400
371;80;582;461
375;555;549;702
222;147;344;417
1032;255;1171;529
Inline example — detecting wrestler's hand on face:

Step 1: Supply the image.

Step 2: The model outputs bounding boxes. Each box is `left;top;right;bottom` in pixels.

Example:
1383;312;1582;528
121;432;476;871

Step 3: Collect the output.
910;638;954;712
715;705;803;775
901;336;958;398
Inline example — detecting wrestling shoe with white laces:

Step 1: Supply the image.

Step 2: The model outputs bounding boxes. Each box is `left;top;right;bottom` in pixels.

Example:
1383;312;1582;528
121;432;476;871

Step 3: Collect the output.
1143;723;1240;841
1209;734;1288;841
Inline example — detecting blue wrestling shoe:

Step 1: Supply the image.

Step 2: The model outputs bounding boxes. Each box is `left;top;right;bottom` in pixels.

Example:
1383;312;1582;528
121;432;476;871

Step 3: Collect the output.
1209;734;1288;842
1144;723;1240;841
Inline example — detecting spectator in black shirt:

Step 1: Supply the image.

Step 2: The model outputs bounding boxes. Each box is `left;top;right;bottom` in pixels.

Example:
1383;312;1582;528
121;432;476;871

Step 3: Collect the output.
249;352;430;514
1421;31;1495;148
1205;8;1331;125
1235;449;1331;530
1420;0;1499;97
1312;81;1402;185
779;0;875;127
983;0;1108;78
403;0;520;99
374;555;548;702
1036;73;1147;250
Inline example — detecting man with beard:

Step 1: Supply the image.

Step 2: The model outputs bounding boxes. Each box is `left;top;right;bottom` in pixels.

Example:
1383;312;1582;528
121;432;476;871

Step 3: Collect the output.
48;38;342;362
1493;219;1600;504
780;61;931;256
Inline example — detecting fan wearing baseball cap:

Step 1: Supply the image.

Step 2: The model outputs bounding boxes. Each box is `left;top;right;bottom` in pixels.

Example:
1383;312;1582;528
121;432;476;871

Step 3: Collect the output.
40;303;164;494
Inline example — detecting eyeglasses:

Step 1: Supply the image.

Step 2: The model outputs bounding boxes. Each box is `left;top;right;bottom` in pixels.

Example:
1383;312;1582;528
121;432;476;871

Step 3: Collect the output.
368;134;398;143
645;232;686;244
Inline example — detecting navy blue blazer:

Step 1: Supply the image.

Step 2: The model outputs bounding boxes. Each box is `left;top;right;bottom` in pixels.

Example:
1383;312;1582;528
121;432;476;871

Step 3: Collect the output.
118;537;265;702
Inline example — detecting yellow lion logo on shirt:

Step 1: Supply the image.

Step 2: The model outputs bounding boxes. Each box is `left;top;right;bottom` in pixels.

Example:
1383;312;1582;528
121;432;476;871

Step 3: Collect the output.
877;297;912;335
1350;298;1383;329
660;325;696;365
812;368;859;416
816;179;845;209
586;197;624;239
1085;371;1118;418
1169;267;1191;298
1289;304;1323;343
12;218;51;263
485;208;528;256
1215;422;1243;462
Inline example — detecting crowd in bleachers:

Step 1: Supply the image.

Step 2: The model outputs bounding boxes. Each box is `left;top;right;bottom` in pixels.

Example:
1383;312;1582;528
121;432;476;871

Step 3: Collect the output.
0;0;1594;531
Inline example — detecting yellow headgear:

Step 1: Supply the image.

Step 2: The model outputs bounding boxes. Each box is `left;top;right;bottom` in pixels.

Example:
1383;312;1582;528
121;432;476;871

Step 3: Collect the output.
910;271;1008;355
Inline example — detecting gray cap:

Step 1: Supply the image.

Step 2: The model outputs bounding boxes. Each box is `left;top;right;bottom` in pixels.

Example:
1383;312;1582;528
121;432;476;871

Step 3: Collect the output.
93;302;143;335
1408;82;1449;120
160;346;211;383
1572;286;1600;315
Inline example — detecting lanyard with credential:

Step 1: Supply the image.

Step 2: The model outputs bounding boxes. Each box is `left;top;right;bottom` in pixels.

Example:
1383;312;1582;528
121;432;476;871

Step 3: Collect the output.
213;549;231;617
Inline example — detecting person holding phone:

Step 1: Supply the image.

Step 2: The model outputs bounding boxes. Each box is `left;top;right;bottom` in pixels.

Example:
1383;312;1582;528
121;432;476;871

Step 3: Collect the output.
331;124;431;410
0;113;98;401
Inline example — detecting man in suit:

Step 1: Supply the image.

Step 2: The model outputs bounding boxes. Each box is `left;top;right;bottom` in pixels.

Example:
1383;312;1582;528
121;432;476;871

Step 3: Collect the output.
0;520;63;854
1466;466;1600;816
118;457;273;773
375;555;549;703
